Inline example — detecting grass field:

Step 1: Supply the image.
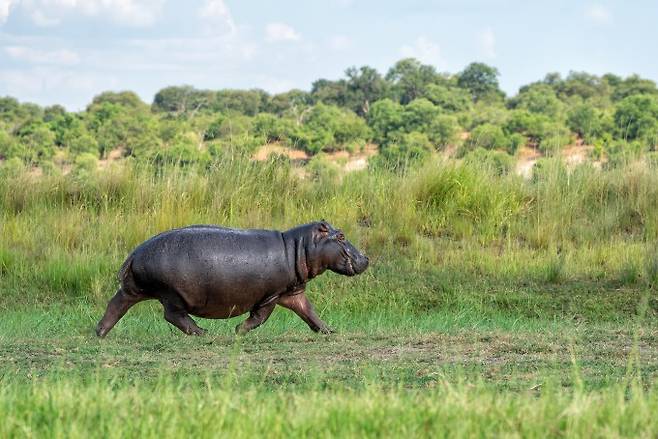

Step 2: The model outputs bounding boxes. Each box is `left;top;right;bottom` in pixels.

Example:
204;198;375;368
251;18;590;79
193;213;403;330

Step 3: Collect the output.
2;155;658;436
2;302;658;437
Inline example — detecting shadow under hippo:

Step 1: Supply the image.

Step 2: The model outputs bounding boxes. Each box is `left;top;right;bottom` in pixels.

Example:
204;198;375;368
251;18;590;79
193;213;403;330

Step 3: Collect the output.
96;221;369;337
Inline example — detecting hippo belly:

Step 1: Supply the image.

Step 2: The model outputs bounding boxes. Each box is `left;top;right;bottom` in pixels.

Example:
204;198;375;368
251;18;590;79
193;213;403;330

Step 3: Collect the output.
129;226;293;318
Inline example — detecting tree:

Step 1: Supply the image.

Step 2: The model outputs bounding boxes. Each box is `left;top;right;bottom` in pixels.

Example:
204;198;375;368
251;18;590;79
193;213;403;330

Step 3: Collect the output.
311;79;350;107
90;91;147;110
465;123;508;150
372;131;433;171
567;104;603;142
14;121;56;163
424;83;472;112
367;98;404;145
152;86;213;115
266;89;312;115
211;89;269;116
345;65;387;115
401;98;440;133
385;58;439;104
510;84;563;118
457;62;503;102
611;75;658;101
556;71;607;100
428;115;461;149
88;102;160;157
614;94;658;141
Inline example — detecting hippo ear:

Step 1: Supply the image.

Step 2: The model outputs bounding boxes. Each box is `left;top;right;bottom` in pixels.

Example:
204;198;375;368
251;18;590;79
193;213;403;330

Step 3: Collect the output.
318;221;330;233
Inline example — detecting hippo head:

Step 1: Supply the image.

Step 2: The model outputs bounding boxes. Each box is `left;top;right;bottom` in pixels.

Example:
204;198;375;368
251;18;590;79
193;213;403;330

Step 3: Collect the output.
311;221;369;277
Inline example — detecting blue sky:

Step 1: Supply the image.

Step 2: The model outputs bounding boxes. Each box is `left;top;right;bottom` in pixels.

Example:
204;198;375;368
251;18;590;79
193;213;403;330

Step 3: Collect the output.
0;0;656;110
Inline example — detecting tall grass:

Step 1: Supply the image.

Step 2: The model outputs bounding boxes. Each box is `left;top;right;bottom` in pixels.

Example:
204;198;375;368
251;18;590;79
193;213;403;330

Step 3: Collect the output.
2;152;658;315
1;373;656;438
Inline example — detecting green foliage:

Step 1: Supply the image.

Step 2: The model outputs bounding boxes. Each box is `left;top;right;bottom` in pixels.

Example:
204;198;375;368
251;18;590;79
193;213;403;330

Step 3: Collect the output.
424;83;472;112
401;98;441;132
265;89;312;115
0;157;25;176
89;91;147;110
567;103;604;142
463;147;514;175
0;129;22;160
538;122;573;153
14;121;56;163
466;123;508;150
371;131;432;171
291;104;370;154
510;83;563;118
614;94;658;141
367;98;404;145
152;85;213;114
71;153;98;178
611;74;658;101
2;61;658;170
345;66;388;114
458;62;504;102
386;58;441;104
211;89;269;116
428;114;461;149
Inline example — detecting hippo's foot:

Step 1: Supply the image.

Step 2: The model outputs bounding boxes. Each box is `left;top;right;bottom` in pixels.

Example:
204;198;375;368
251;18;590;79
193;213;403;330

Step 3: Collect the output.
318;326;335;335
96;323;108;338
187;327;206;336
235;324;248;336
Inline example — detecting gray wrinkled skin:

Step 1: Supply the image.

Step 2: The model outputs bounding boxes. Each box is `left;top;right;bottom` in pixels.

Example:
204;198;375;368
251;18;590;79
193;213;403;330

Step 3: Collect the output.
96;221;369;337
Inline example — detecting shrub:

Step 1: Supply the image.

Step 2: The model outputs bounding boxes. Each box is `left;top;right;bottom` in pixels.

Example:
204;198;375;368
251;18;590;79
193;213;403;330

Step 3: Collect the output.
567;103;603;142
614;94;658;141
466;123;507;150
538;122;573;153
71;153;98;178
463;147;514;175
505;110;551;143
371;131;432;172
428;115;460;149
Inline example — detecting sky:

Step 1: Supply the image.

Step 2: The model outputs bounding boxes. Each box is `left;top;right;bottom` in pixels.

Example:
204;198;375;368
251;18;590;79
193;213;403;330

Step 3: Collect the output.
0;0;656;110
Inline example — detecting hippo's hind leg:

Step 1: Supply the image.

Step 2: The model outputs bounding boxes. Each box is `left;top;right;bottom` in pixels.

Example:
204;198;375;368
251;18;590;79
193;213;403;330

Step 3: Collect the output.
235;302;276;335
278;292;333;334
159;290;206;336
96;288;145;337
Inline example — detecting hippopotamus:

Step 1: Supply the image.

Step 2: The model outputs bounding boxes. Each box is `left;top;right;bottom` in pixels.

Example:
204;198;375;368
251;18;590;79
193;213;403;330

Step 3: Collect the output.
96;221;369;337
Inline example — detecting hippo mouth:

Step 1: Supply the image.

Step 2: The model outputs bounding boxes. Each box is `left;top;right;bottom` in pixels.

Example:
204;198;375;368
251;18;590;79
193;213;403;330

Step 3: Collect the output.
345;256;356;276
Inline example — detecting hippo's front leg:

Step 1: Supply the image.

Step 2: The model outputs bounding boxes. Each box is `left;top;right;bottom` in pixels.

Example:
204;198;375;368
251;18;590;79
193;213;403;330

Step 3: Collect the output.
278;292;333;334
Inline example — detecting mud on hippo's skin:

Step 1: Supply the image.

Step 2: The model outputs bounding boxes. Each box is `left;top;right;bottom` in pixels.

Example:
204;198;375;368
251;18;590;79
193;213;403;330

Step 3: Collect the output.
96;221;368;338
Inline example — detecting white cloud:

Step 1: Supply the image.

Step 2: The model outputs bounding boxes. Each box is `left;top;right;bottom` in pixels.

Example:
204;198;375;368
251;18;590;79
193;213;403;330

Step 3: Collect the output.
400;36;442;66
585;4;612;24
327;35;351;51
30;9;60;26
2;0;165;27
199;0;236;35
480;27;496;58
5;46;80;65
0;0;18;24
265;22;301;43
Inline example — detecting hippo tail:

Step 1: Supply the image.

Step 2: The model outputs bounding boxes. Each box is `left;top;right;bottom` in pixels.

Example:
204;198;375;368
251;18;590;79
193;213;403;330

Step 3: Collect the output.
117;254;140;295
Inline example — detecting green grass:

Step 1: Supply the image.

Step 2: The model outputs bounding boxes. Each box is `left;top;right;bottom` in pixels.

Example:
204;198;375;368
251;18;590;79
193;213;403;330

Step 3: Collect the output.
3;155;658;435
1;304;658;437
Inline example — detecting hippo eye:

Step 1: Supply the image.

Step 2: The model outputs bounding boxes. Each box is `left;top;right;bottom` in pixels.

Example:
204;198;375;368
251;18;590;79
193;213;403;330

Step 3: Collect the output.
336;232;345;241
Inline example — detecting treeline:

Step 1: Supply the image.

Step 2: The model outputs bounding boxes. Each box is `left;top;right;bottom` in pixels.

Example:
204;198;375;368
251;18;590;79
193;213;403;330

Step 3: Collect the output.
1;58;658;173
